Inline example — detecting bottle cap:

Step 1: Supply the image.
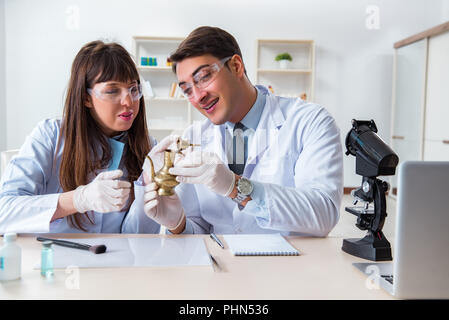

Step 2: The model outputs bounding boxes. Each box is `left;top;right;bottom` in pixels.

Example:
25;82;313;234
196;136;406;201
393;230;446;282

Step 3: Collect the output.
42;241;52;248
3;233;17;242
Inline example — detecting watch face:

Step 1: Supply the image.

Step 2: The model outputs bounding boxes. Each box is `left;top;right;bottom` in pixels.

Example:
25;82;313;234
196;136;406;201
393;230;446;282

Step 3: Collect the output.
238;178;253;195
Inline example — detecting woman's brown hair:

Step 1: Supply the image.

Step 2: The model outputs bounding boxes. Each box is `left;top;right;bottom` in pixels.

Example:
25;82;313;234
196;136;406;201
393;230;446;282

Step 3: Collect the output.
59;40;151;231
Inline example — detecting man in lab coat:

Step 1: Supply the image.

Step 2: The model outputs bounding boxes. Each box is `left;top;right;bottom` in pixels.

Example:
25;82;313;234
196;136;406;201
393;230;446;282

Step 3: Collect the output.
142;26;343;236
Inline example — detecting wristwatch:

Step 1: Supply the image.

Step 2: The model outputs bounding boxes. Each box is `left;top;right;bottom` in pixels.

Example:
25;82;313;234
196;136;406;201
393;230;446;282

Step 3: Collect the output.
232;176;254;204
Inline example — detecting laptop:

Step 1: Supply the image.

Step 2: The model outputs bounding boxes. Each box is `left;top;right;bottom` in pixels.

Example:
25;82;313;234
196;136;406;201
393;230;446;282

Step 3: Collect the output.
353;161;449;299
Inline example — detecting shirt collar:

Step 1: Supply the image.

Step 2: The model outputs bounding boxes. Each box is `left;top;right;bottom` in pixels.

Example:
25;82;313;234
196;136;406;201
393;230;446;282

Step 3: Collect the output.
110;131;128;143
226;86;266;131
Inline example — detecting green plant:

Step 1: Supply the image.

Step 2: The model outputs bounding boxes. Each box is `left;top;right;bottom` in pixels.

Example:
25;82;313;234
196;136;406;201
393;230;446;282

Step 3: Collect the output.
275;52;293;61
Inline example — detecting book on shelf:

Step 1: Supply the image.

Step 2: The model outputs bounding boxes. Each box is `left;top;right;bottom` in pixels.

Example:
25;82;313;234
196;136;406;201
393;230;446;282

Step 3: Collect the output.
142;79;154;98
175;85;184;99
168;82;177;98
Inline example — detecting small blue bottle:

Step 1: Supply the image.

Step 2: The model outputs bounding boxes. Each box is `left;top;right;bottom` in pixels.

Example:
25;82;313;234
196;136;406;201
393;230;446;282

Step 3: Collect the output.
40;241;54;277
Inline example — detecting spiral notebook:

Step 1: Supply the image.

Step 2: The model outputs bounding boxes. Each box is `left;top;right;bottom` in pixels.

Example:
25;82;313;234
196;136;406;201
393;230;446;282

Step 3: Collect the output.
223;233;300;256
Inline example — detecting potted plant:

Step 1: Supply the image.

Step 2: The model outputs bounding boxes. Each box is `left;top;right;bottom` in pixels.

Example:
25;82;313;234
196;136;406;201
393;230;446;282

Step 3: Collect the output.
275;52;293;69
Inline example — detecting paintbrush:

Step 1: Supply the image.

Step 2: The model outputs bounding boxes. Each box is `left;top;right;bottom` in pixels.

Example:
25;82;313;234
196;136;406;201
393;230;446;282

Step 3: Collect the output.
36;237;107;254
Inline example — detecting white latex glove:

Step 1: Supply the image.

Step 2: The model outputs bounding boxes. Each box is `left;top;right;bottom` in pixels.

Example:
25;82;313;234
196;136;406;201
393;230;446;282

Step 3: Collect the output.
73;169;131;213
142;171;185;230
141;134;185;230
142;134;181;174
169;150;236;197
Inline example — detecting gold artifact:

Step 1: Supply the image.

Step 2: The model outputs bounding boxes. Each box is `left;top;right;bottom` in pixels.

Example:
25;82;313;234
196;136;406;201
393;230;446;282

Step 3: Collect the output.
146;138;199;196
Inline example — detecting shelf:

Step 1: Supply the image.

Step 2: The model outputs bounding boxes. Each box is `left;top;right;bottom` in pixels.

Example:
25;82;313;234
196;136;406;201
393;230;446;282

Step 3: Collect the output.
134;35;201;137
133;36;184;42
256;38;315;101
137;66;173;72
258;39;314;44
144;96;186;102
257;69;312;74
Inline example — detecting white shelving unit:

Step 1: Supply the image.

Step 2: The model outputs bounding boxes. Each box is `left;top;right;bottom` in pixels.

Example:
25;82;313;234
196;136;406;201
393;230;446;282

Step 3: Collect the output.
256;39;315;101
132;36;205;141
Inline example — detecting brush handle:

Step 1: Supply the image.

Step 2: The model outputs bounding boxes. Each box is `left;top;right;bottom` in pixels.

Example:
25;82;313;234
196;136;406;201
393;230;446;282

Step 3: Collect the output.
36;237;91;250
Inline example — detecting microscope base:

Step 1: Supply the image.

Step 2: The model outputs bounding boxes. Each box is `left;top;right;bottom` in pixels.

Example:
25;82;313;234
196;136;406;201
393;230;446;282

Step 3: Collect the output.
342;236;392;261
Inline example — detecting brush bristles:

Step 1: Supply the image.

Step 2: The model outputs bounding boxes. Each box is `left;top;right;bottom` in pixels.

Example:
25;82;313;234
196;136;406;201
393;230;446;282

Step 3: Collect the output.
89;245;107;254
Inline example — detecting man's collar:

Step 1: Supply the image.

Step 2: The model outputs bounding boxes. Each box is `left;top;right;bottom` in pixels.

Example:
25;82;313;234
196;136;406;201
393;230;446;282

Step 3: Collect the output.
226;86;266;131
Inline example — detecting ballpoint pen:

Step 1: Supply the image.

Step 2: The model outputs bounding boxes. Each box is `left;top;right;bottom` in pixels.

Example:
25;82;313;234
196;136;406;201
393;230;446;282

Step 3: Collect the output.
210;233;224;249
209;254;221;272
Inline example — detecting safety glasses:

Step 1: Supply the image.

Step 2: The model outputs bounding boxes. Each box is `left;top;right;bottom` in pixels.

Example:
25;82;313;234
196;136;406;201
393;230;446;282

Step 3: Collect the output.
178;56;232;99
87;82;143;104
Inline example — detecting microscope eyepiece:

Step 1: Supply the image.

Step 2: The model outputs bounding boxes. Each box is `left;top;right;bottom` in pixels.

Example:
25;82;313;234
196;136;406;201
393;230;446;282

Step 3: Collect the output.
345;119;399;177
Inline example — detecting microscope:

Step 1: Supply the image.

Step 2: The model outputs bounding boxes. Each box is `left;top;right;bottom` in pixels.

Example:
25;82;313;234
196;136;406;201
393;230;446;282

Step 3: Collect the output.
342;119;399;261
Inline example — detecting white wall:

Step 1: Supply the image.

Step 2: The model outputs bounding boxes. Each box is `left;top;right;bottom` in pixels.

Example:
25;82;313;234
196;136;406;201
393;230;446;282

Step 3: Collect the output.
442;0;449;22
3;0;445;186
0;0;5;153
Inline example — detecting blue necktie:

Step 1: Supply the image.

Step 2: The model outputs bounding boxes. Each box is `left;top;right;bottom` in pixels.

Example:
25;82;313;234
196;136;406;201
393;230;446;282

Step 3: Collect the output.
228;122;248;175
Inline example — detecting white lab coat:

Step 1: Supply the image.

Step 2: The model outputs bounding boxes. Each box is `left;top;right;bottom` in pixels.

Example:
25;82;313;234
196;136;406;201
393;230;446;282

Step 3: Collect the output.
0;119;160;234
177;86;343;237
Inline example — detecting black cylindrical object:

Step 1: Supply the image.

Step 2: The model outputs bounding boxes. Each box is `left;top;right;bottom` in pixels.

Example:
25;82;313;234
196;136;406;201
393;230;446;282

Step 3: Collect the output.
345;119;399;177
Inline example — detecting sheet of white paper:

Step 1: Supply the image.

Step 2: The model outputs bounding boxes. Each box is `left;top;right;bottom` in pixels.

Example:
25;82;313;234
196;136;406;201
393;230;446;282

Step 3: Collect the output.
34;237;211;269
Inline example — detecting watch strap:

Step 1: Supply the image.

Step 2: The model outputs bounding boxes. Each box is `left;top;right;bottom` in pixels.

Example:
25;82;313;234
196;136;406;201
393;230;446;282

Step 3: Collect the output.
233;192;248;203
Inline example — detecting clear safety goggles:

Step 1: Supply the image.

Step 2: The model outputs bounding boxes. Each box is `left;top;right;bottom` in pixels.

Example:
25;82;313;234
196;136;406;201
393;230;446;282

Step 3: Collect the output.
87;82;143;104
178;56;232;99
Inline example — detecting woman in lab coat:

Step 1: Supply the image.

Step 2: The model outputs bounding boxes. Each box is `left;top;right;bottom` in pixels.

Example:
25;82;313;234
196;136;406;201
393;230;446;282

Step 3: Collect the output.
0;40;172;234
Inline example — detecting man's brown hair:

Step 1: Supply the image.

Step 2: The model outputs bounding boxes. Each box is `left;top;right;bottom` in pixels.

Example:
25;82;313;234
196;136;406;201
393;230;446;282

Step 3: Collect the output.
170;26;245;74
